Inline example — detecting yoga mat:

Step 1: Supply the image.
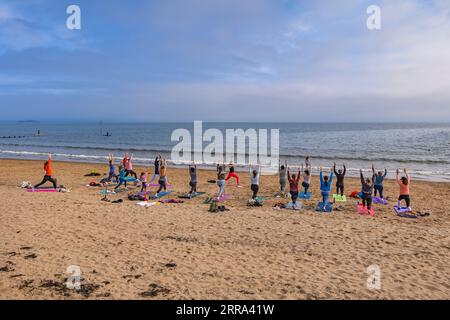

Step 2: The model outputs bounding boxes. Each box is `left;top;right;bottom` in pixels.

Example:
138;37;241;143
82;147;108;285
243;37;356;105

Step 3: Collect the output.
357;204;375;216
394;206;413;214
300;192;312;200
148;183;172;187
149;191;173;199
396;212;417;219
178;192;206;199
316;202;333;212
287;201;302;210
333;194;347;202
27;188;58;193
373;197;388;205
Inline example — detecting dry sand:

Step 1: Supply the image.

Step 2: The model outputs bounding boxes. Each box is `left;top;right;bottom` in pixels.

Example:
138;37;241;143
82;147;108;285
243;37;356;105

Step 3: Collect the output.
0;159;449;300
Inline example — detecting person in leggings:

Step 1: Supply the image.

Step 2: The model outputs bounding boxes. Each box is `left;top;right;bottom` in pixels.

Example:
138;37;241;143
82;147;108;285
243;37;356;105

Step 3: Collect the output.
301;163;311;195
319;167;333;204
333;162;346;196
115;165;130;190
225;162;240;186
101;154;118;184
188;163;197;198
372;165;387;199
360;169;373;210
34;153;58;189
124;153;137;179
287;167;301;205
217;164;226;198
249;164;261;200
139;171;148;194
397;168;411;211
278;160;287;196
148;154;161;184
156;158;168;196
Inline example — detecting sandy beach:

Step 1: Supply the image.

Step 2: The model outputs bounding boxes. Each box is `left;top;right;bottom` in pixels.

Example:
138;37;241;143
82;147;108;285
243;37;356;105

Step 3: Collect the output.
0;159;449;300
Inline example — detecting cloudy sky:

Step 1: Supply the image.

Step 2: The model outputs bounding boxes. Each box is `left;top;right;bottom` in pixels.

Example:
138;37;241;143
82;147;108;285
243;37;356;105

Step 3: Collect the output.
0;0;450;122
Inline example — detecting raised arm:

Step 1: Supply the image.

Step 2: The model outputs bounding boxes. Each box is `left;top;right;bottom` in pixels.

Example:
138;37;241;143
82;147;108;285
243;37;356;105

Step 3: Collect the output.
343;164;346;175
333;162;337;175
360;169;364;185
384;168;387;178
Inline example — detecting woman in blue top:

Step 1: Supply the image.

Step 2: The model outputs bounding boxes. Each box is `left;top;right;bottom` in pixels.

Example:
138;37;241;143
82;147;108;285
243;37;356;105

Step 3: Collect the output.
319;166;333;204
114;165;137;190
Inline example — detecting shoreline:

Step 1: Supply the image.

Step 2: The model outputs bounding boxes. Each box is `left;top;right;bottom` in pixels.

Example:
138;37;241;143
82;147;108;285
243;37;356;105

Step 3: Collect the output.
0;156;448;183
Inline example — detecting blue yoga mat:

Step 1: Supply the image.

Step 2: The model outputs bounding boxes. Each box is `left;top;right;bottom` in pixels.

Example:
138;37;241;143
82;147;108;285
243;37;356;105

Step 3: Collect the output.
300;192;312;199
316;202;333;212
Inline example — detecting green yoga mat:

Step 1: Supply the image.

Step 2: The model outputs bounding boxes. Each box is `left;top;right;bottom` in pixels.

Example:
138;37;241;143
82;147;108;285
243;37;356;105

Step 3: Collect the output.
333;194;347;202
178;192;206;199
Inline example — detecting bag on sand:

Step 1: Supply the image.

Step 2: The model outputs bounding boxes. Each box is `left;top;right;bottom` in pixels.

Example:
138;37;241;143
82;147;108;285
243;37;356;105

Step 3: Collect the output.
209;202;219;213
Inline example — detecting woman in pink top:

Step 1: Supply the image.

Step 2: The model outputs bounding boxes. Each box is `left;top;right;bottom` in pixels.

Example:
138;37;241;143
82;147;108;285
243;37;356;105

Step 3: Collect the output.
124;153;137;179
396;168;411;210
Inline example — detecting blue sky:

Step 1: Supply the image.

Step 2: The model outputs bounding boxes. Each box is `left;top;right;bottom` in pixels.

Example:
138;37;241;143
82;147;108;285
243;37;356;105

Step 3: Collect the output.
1;0;450;122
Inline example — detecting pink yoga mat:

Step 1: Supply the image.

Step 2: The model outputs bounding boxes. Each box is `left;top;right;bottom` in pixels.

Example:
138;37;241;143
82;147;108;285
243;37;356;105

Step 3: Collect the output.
27;188;58;193
357;204;375;216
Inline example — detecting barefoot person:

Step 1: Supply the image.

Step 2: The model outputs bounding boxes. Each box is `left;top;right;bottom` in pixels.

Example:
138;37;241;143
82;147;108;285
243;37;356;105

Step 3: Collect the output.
34;153;58;189
149;154;162;184
333;162;346;197
319;167;333;204
139;171;149;195
301;163;312;196
372;164;387;199
124;153;137;179
188;162;197;198
396;168;411;211
155;158;168;197
101;154;118;184
216;163;226;199
287;166;301;205
249;164;261;200
278;160;288;196
225;162;240;186
360;169;373;211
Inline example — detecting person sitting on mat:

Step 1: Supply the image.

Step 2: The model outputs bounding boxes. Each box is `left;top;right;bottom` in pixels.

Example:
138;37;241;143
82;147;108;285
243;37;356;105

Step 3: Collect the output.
396;168;411;211
360;169;373;211
333;162;346;197
301;163;312;196
372;164;387;199
34;153;58;189
188;162;197;198
319;167;333;204
217;163;226;199
225;162;240;186
278;160;288;197
249;164;261;200
148;154;162;184
124;153;137;179
287;166;301;205
155;158;168;197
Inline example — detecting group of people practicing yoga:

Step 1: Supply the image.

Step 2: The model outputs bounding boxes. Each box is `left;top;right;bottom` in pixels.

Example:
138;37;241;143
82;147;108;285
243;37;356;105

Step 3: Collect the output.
32;153;413;211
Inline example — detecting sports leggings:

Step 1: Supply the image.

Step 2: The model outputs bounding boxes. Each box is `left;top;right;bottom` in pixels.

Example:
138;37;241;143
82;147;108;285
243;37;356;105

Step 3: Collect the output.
34;175;57;189
226;172;239;185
